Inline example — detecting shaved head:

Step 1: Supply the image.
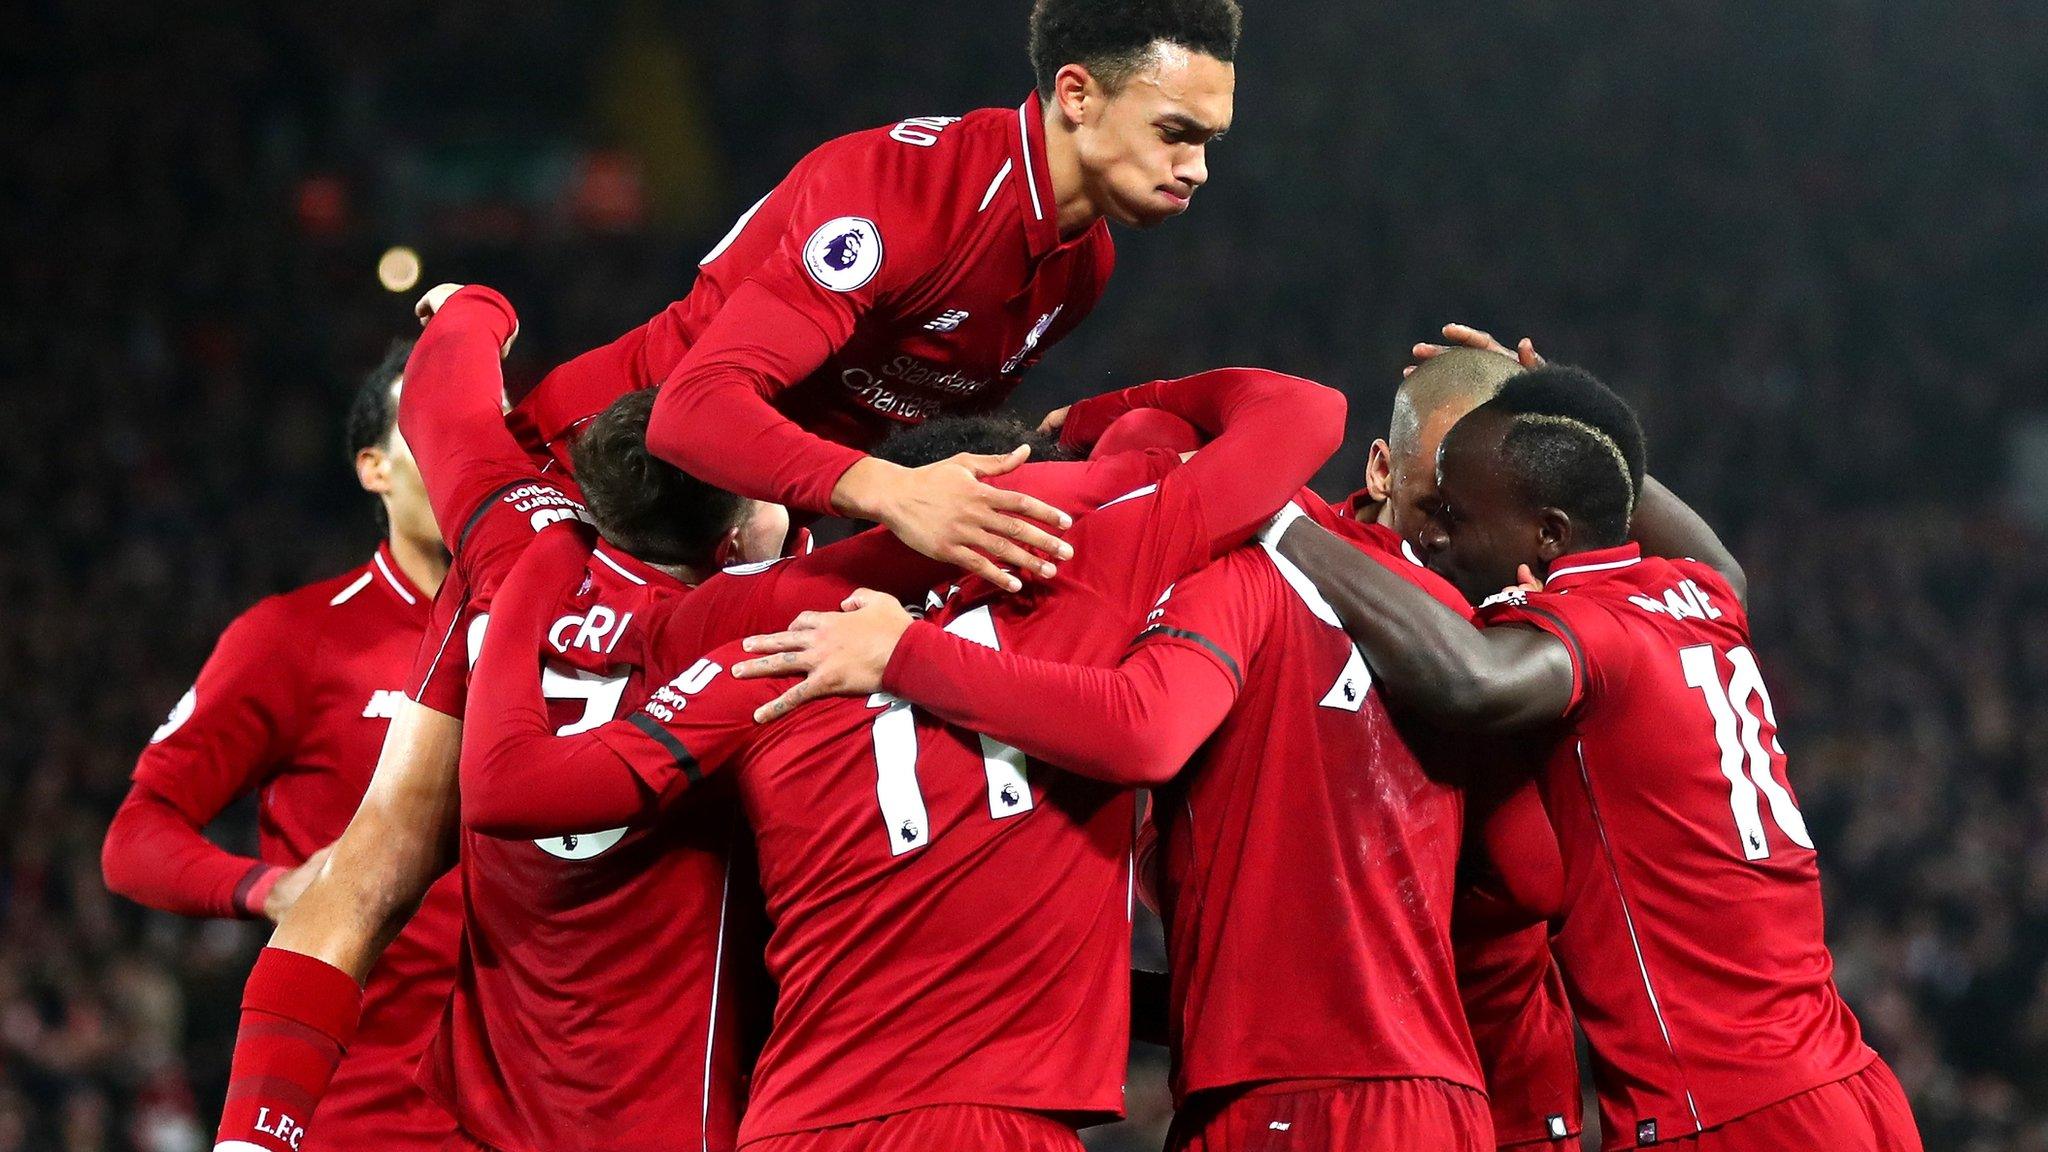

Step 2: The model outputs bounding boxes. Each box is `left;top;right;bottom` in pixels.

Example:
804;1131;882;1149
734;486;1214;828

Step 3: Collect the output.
1388;348;1524;472
1370;348;1523;539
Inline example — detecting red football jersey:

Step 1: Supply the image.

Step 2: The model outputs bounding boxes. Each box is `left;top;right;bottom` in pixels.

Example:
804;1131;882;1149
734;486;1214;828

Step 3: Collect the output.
592;455;1293;1143
1141;510;1484;1104
1453;774;1582;1148
428;446;1183;1150
1481;543;1873;1147
507;94;1114;509
132;545;459;1152
419;545;755;1152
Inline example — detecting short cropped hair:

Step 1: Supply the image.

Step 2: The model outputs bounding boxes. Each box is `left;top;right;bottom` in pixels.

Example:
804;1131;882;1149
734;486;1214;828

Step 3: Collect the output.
346;339;411;459
571;390;747;569
1029;0;1242;99
1479;366;1646;547
873;413;1074;470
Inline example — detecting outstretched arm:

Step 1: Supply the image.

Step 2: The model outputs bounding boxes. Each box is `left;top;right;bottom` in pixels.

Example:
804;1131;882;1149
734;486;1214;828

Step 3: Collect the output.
1274;516;1574;731
730;590;1238;786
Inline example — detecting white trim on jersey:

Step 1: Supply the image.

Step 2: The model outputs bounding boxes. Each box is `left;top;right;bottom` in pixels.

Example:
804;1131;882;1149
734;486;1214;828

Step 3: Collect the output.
1547;555;1643;581
328;570;375;607
1016;102;1044;222
977;158;1014;213
373;549;417;604
1098;482;1158;509
699;855;733;1152
216;1143;277;1152
1574;739;1705;1136
593;547;647;586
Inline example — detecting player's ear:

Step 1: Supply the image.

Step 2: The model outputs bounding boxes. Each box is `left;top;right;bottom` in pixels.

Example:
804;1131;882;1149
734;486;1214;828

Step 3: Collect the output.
1364;439;1394;502
712;525;744;569
1051;64;1097;125
356;446;393;497
1534;507;1572;565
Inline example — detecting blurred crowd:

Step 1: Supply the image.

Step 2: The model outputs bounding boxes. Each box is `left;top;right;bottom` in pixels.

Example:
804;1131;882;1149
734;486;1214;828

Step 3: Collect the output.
1;0;2043;1148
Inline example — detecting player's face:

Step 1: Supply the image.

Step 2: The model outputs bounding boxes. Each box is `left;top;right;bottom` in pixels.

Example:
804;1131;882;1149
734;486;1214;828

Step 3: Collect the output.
1417;414;1544;604
1078;46;1235;228
362;425;444;552
1379;406;1476;542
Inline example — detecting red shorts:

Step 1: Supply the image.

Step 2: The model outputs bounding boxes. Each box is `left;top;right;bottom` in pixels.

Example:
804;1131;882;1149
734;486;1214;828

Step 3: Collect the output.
1673;1060;1922;1152
742;1105;1082;1152
1168;1078;1494;1152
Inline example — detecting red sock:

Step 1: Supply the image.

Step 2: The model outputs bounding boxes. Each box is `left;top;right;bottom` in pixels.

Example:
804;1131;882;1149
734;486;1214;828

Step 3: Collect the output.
214;947;362;1152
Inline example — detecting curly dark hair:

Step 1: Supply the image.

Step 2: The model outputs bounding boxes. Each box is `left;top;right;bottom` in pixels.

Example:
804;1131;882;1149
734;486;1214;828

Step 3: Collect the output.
1029;0;1242;99
345;339;411;459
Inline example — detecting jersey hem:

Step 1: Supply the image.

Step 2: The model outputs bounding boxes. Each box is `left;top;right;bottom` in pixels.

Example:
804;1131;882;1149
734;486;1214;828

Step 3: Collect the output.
1592;1048;1879;1151
736;1094;1121;1146
1173;1068;1489;1111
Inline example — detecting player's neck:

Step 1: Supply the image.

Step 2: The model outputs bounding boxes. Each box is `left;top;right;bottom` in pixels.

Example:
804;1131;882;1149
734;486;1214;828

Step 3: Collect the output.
1042;105;1101;240
387;529;448;598
663;562;718;587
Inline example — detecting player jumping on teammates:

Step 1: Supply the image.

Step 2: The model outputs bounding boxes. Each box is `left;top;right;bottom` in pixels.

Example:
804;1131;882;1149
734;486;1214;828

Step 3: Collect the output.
509;0;1242;591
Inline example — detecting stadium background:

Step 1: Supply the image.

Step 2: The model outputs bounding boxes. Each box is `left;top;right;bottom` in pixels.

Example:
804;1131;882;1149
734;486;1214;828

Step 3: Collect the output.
4;0;2047;1148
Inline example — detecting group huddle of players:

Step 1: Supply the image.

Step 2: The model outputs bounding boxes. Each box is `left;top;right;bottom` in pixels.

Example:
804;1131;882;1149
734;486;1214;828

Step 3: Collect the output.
98;2;1929;1150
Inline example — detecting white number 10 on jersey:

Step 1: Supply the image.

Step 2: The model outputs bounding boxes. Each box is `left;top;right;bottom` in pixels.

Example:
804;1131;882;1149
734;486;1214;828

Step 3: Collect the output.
1680;644;1814;861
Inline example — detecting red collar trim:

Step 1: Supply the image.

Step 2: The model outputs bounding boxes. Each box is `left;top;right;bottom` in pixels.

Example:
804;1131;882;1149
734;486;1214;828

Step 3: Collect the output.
1542;543;1644;588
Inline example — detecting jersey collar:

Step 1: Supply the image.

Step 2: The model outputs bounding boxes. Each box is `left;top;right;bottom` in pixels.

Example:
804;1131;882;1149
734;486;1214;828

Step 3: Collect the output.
372;541;425;607
1542;542;1644;590
591;543;690;593
1012;93;1063;259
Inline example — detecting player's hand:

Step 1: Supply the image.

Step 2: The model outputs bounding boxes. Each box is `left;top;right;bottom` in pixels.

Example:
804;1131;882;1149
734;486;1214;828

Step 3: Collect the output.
262;845;333;924
1404;323;1543;378
415;283;519;357
732;590;914;722
833;450;1073;593
1496;564;1545;598
1036;405;1071;437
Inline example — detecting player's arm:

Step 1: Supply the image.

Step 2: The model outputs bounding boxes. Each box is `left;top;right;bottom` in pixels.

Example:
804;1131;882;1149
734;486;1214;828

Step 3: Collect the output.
400;284;532;547
732;590;1238;787
1134;368;1348;561
104;600;310;921
759;449;1180;609
458;528;666;838
1630;475;1747;606
1274;513;1574;731
644;167;1069;589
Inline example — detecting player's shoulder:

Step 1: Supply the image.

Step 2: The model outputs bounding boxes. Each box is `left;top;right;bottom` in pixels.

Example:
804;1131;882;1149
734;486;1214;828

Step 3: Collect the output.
801;103;1015;217
1567;552;1746;638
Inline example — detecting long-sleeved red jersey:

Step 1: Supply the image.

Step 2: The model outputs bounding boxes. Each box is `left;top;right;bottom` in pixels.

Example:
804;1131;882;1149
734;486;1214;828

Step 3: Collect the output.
109;542;459;1152
506;94;1115;512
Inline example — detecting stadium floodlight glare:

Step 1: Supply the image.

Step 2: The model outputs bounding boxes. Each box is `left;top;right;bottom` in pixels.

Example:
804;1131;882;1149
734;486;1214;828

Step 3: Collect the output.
377;246;422;293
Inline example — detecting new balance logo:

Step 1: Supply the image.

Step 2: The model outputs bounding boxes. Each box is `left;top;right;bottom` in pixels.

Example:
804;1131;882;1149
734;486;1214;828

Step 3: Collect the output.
361;689;407;720
923;309;969;332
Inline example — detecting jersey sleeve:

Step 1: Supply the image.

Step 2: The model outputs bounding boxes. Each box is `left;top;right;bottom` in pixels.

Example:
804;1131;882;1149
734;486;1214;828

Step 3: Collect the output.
876;589;1242;788
102;783;280;920
646;139;946;512
399;286;540;550
1479;591;1630;717
1130;551;1272;694
589;650;774;798
131;596;306;826
1064;368;1347;617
